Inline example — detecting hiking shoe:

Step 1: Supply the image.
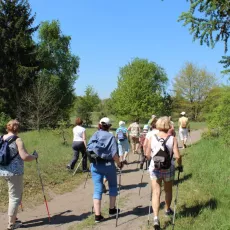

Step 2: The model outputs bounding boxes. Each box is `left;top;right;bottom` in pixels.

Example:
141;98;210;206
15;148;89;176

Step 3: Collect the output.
7;221;23;230
95;214;104;223
165;208;174;217
66;165;72;170
103;184;107;193
82;169;90;173
153;218;160;229
123;160;128;165
109;207;120;216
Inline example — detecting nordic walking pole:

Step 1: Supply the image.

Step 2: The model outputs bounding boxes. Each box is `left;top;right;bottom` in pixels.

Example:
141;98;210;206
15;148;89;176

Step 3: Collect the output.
147;185;152;226
139;157;149;196
116;169;122;227
84;164;91;189
73;158;84;176
172;170;181;230
35;155;51;223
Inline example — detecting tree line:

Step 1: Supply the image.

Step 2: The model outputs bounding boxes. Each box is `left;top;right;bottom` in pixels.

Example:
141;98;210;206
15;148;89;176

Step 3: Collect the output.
0;0;229;145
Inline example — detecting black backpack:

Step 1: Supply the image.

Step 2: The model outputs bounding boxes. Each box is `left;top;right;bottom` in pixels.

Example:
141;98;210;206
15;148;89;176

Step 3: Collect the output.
0;135;19;166
152;135;173;170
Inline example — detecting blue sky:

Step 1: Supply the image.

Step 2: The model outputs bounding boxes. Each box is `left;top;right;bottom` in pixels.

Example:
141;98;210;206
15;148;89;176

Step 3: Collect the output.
29;0;227;99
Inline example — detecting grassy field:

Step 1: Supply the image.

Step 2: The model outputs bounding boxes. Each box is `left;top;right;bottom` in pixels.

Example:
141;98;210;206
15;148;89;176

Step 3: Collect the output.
158;137;230;230
0;127;97;211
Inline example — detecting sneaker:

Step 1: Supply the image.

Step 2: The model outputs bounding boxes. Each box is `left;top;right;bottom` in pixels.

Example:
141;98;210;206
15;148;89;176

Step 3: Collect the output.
66;165;72;170
82;169;90;173
95;214;104;223
123;160;128;165
7;221;23;230
153;218;160;229
165;208;174;217
103;184;107;194
109;207;120;216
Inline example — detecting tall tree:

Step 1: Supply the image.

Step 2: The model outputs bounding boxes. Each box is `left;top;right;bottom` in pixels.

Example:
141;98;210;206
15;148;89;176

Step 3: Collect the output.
173;62;217;120
0;0;39;117
111;58;168;121
37;20;79;120
75;86;100;126
179;0;230;74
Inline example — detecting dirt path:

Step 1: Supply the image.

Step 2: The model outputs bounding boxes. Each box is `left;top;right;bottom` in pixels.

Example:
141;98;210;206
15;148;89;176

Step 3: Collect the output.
0;130;203;230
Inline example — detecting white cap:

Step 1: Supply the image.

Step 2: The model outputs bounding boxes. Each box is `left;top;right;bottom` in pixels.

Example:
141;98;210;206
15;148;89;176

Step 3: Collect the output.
143;124;149;130
100;117;111;125
119;121;125;126
180;111;186;115
152;114;156;119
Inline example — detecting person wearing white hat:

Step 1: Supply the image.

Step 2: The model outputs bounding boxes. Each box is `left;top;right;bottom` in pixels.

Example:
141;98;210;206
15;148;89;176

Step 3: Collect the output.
87;117;123;223
178;112;190;148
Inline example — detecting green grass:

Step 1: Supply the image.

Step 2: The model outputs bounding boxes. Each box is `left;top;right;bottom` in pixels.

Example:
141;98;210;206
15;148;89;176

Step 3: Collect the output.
0;127;97;211
157;138;230;230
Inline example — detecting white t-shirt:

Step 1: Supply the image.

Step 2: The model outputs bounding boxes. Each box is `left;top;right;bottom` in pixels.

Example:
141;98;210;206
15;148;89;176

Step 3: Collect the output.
73;126;85;142
146;129;159;140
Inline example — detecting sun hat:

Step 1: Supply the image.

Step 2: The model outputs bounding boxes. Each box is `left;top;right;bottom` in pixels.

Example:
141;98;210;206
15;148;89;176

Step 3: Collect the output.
100;117;111;125
151;115;157;119
143;124;149;130
119;121;125;127
180;112;186;115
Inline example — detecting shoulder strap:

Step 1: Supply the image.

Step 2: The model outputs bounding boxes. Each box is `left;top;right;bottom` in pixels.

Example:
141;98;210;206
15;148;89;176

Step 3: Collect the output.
7;135;19;144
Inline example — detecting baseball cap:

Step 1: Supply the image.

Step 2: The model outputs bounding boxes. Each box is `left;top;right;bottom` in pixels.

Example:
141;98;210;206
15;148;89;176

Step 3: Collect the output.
100;117;111;125
180;112;186;115
119;121;125;126
143;124;149;130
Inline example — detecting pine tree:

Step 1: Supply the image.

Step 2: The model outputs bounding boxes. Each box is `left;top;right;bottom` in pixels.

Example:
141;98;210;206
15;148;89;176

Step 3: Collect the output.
179;0;230;75
0;0;39;118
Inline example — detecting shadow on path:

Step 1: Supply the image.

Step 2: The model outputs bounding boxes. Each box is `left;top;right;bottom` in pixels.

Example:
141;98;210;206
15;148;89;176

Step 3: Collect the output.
21;210;91;228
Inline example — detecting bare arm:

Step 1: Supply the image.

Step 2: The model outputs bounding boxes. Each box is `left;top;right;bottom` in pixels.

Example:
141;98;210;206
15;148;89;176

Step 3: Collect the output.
143;137;149;155
16;138;37;162
145;136;152;160
113;154;122;167
82;131;87;147
173;137;182;166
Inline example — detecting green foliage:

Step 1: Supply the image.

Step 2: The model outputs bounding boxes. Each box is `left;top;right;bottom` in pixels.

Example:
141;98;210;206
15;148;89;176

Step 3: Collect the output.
178;0;230;74
75;86;100;126
0;112;10;133
111;58;168;121
173;62;217;120
55;119;69;145
204;86;230;145
37;20;80;121
0;0;39;118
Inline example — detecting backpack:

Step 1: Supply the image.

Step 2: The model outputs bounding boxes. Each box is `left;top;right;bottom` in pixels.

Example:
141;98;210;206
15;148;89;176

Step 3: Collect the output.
117;129;126;141
86;131;116;164
130;124;140;137
181;119;187;128
0;135;19;166
152;135;172;170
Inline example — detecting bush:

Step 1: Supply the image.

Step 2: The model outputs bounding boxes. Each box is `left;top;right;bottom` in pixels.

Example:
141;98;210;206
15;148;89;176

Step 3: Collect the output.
0;112;10;133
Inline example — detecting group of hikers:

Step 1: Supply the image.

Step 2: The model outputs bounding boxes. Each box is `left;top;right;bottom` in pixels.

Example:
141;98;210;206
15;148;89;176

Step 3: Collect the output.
0;112;190;229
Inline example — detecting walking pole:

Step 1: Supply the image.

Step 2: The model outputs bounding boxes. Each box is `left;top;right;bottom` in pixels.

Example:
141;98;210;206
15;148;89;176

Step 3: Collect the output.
73;158;84;176
147;185;152;226
116;169;122;227
139;158;149;196
84;164;91;189
35;157;51;223
172;171;181;230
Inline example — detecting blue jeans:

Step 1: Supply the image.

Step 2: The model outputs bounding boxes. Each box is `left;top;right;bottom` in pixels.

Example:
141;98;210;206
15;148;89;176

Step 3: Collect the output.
91;161;118;200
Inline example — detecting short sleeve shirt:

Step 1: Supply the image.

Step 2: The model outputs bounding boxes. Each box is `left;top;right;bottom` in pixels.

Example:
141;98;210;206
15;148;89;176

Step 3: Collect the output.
73;126;86;142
